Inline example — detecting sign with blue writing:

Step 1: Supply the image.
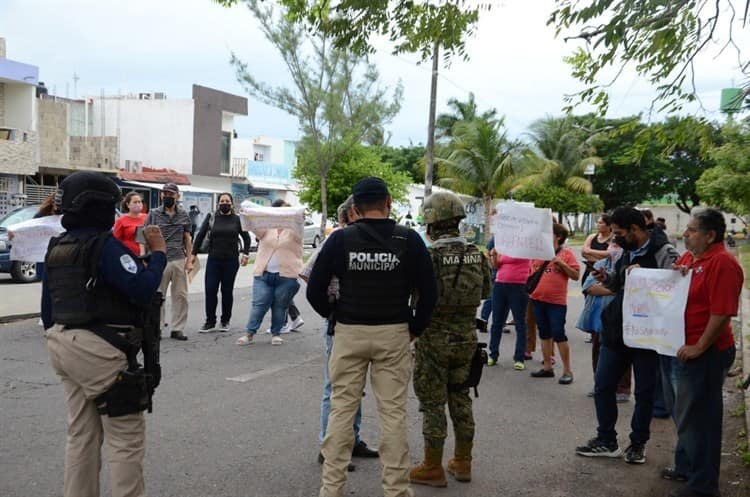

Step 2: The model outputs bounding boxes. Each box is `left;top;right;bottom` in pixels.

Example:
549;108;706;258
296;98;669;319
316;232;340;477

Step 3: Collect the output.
246;161;292;183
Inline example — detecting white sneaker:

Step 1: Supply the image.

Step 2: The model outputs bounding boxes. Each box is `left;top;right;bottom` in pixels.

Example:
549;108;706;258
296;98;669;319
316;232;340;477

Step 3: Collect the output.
271;336;284;346
265;323;292;334
290;316;305;331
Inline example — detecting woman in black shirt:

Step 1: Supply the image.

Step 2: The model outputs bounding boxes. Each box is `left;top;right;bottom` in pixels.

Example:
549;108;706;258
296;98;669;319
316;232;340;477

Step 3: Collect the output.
191;193;252;332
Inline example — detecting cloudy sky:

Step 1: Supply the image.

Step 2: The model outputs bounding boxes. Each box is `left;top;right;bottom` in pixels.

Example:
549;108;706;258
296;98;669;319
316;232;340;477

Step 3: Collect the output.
2;0;747;146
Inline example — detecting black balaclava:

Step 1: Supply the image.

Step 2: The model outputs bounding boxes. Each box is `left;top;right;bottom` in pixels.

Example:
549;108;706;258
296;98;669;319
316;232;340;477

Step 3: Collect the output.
62;203;116;231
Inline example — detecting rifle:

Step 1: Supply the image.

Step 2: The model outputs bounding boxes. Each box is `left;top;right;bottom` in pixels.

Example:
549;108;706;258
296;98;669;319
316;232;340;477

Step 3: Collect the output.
140;291;163;413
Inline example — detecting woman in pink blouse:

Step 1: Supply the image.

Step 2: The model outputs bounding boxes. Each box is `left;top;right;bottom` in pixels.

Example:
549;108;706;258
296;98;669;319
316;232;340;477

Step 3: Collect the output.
488;254;532;370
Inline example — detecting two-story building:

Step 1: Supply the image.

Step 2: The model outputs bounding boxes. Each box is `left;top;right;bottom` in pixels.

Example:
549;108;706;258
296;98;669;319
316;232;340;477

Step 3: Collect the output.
0;38;39;215
230;134;299;207
90;85;249;225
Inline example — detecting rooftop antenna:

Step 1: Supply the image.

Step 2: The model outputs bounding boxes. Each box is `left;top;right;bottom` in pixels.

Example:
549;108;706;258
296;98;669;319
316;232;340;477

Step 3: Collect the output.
73;72;79;99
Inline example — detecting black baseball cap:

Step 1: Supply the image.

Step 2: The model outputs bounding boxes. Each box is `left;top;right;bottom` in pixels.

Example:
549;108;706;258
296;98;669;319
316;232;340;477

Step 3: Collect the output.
353;177;389;204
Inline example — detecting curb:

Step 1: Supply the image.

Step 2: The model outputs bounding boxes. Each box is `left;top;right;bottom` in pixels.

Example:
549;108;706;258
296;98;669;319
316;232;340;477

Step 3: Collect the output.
0;312;40;324
0;284;256;325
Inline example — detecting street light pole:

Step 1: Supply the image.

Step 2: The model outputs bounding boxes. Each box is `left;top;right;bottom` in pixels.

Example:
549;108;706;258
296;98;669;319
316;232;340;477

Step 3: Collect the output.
584;163;596;234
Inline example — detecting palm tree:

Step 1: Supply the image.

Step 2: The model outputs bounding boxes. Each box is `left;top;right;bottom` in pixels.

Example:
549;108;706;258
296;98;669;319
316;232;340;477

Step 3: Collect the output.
437;116;518;242
435;92;498;141
517;115;598;194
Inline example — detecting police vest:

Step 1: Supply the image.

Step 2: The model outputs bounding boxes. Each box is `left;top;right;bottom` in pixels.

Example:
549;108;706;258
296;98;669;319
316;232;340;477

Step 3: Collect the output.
430;240;486;310
336;223;411;324
45;232;141;327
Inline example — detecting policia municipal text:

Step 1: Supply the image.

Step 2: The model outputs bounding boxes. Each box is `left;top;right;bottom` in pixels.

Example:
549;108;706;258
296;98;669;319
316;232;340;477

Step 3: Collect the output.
42;171;167;497
307;177;437;497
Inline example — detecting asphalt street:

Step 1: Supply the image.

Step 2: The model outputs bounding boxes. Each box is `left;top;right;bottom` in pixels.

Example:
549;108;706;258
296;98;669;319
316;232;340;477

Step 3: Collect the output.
1;265;747;497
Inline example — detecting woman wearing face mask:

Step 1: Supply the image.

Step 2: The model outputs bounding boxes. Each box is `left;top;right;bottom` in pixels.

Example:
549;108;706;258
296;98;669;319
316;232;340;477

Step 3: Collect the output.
113;192;147;256
192;193;252;332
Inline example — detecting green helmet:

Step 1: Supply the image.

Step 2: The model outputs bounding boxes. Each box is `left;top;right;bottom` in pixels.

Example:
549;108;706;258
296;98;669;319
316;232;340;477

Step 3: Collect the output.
422;191;466;224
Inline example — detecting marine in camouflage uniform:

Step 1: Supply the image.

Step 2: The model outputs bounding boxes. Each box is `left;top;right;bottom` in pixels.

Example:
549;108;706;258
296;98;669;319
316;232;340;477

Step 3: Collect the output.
410;192;491;487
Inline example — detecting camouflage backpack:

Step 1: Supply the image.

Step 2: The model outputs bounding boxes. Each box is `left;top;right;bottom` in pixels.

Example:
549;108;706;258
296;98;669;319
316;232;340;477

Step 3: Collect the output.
429;241;488;308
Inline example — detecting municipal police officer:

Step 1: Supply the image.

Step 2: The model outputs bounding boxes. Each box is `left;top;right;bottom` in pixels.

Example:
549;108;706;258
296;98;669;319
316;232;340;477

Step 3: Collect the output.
43;171;167;497
409;191;491;487
307;177;437;497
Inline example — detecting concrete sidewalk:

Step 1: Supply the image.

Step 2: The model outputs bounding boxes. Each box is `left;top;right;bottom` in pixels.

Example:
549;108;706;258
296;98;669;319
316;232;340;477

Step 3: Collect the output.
0;254;258;322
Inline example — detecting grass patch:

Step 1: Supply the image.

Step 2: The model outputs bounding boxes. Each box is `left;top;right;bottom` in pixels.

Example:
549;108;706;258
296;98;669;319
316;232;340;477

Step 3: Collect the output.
730;403;746;417
737;439;750;466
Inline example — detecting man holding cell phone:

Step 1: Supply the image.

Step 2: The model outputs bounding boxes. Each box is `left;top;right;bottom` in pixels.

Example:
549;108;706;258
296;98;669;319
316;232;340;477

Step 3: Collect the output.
576;207;678;465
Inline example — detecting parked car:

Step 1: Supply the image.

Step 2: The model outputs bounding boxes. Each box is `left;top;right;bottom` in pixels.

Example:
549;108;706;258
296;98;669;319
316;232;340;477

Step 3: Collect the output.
303;219;322;248
0;205;41;283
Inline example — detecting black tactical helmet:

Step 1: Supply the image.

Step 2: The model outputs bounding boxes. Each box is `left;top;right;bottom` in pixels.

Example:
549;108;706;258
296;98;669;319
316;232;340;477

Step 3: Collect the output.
57;171;121;214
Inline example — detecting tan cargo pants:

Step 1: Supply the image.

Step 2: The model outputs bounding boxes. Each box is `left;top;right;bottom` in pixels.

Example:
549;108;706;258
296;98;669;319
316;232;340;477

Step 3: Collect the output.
159;258;188;332
319;322;414;497
46;325;146;497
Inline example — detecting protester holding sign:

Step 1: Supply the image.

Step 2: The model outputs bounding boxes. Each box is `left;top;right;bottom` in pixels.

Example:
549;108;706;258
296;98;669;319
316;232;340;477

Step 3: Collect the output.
576;207;678;465
528;223;579;384
237;199;303;346
660;209;742;497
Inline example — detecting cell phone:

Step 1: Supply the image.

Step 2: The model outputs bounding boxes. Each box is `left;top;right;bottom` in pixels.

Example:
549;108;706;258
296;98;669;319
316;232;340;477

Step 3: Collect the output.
135;226;146;244
582;259;598;272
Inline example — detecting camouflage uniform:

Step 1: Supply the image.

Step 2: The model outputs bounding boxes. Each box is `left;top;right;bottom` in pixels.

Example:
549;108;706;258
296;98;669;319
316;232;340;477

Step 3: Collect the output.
410;192;491;486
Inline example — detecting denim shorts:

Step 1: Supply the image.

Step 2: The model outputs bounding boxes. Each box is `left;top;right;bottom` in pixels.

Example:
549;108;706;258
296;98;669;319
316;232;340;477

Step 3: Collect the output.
531;299;568;342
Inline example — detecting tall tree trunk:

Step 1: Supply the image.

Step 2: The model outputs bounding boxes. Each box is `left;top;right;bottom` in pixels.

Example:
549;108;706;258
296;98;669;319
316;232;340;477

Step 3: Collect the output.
319;173;328;239
424;41;439;198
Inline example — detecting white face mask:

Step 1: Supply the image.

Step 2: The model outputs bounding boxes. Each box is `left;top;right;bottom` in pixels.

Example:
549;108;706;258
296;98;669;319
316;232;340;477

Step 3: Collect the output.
129;203;143;214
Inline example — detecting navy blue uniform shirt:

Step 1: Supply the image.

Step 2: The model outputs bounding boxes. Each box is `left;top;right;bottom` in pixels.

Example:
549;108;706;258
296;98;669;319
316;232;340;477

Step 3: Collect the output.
41;230;167;328
306;218;437;336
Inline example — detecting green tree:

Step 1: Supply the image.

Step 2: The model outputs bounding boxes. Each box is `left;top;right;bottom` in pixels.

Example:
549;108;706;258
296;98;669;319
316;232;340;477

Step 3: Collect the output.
263;0;488;197
514;184;604;229
223;0;402;237
295;144;411;219
435;92;498;140
649;116;722;213
549;0;750;114
560;114;672;210
697;122;750;216
437;116;518;242
516;115;595;194
374;144;425;183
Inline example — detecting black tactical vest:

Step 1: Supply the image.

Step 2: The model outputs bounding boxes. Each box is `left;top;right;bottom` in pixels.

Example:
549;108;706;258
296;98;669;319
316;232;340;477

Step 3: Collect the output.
45;232;141;327
336;223;411;324
430;240;486;309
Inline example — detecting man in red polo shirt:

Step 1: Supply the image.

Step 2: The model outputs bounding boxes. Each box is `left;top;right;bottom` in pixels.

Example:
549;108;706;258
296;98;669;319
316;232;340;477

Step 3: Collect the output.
661;208;742;497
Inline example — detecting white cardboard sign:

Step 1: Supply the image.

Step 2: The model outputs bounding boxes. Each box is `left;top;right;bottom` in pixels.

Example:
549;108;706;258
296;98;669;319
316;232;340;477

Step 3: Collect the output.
8;215;64;263
492;202;555;260
238;204;305;238
622;267;690;356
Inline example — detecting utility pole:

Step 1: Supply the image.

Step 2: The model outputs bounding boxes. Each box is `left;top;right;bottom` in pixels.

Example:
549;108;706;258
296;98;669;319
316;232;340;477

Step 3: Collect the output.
424;40;439;198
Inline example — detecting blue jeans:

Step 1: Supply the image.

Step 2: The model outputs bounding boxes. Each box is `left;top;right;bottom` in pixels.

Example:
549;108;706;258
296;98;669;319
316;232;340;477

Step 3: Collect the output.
489;283;528;362
594;344;658;445
320;323;362;444
204;256;240;325
661;346;735;496
479;270;497;321
530;300;567;342
245;272;300;336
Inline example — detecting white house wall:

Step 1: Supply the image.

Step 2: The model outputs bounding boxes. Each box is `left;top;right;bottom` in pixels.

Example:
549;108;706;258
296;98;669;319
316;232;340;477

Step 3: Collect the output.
4;83;35;131
90;98;194;174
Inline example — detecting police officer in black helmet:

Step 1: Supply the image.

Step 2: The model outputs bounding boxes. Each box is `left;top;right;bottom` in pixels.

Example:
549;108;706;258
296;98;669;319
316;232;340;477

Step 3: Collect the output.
43;171;167;497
